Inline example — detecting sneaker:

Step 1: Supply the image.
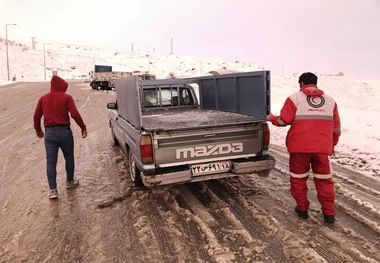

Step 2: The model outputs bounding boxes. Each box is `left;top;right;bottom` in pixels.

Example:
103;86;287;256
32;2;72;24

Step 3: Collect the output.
324;215;335;224
66;180;79;189
49;189;58;199
295;207;308;219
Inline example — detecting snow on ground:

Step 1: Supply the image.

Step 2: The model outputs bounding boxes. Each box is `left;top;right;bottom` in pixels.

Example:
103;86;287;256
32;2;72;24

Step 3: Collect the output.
1;38;379;179
1;38;380;263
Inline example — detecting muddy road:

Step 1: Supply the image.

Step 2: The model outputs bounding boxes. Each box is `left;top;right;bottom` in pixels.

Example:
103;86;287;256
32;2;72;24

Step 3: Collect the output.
1;82;379;263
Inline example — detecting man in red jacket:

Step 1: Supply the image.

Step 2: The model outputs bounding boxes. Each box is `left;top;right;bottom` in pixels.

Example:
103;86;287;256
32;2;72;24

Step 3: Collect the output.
33;75;87;199
266;72;341;223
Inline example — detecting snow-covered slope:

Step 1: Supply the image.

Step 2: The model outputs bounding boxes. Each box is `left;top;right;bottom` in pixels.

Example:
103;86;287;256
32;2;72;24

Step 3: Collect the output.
0;39;262;81
1;38;379;178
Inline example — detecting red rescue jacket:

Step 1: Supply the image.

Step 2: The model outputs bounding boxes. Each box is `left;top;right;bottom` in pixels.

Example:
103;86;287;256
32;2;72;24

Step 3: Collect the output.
270;84;341;154
33;76;86;133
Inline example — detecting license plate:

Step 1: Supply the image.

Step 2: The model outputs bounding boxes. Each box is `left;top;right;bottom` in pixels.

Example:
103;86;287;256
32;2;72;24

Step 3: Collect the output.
191;161;231;176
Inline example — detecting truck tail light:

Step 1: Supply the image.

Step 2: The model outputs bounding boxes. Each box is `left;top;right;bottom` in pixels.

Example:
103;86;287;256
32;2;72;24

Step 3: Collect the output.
140;135;153;164
263;123;270;151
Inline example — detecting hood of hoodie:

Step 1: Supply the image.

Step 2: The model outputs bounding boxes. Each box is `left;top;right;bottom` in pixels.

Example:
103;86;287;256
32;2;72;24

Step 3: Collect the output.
301;84;324;96
50;75;68;92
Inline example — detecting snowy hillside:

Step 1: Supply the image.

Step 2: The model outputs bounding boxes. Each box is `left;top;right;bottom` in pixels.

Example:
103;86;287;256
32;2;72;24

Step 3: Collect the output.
0;38;379;179
0;39;262;81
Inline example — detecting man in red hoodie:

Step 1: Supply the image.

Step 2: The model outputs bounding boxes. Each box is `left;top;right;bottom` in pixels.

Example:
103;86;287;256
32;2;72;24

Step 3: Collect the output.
266;72;341;223
33;75;87;199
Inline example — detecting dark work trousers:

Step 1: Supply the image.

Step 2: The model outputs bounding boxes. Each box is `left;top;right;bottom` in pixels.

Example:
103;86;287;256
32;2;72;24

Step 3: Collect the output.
44;126;74;190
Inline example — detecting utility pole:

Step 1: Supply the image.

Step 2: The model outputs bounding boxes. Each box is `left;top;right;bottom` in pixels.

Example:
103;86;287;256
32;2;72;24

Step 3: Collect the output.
5;23;17;81
31;37;36;49
43;43;50;81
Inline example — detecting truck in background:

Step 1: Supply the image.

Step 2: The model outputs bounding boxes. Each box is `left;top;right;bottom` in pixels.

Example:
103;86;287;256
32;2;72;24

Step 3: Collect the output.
89;65;131;90
106;71;276;188
89;65;156;90
131;70;157;81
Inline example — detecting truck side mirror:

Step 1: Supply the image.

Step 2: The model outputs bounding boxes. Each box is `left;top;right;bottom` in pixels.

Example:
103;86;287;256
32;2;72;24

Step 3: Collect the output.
107;102;117;109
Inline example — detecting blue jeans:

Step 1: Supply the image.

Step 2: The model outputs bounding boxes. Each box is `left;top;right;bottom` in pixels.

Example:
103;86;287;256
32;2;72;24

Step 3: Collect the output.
44;126;75;190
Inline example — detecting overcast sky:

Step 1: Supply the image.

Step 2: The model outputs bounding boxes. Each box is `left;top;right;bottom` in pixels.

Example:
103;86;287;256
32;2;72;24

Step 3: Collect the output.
1;0;379;80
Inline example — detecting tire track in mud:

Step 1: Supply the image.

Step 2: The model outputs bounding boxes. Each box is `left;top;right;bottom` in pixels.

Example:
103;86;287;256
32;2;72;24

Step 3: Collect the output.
138;189;215;263
333;169;380;222
83;158;142;262
247;175;378;262
144;194;176;259
167;189;216;263
109;145;209;262
231;174;350;263
140;194;176;262
202;180;291;263
171;181;291;262
177;183;262;262
110;144;379;263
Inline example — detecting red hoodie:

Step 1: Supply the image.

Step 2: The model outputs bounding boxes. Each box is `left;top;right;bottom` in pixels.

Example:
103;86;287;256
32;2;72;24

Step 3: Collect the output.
269;84;341;154
33;76;86;133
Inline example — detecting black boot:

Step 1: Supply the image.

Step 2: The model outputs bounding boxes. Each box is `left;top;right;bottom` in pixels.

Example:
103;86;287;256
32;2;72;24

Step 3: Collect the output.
295;207;308;219
324;215;335;224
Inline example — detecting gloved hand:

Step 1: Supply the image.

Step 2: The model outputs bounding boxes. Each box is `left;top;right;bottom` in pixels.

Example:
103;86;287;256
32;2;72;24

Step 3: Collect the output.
266;113;274;121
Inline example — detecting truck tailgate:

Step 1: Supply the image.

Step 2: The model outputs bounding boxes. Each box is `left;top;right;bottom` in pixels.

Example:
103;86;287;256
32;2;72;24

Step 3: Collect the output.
150;121;264;167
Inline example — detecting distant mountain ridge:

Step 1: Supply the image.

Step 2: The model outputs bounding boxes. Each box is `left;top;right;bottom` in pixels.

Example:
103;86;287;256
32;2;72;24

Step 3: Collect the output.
0;38;261;81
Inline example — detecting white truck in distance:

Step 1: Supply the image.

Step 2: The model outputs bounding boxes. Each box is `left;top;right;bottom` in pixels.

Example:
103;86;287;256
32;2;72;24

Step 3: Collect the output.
89;65;155;90
107;71;276;187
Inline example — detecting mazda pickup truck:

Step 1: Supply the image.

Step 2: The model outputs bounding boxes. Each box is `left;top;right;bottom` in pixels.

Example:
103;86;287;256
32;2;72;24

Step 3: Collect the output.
106;71;275;187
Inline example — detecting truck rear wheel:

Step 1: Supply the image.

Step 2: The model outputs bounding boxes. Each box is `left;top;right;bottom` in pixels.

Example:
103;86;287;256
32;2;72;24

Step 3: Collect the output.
258;169;271;177
128;152;144;187
91;82;98;90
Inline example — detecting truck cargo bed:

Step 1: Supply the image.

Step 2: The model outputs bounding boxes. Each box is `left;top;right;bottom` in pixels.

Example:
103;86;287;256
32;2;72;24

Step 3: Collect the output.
141;108;265;131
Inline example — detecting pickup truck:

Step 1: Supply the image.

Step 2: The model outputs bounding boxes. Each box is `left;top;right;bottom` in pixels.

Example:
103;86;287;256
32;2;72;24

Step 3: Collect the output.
106;71;275;187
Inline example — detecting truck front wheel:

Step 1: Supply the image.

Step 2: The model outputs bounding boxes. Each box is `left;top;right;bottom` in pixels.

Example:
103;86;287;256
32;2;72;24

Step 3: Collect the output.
128;152;144;187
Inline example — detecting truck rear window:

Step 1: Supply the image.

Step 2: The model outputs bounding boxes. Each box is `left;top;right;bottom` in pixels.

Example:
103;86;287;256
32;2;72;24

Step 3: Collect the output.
143;87;195;108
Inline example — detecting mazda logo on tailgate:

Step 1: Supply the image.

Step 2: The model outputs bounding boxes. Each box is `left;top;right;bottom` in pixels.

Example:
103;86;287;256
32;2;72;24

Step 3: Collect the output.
176;143;243;159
